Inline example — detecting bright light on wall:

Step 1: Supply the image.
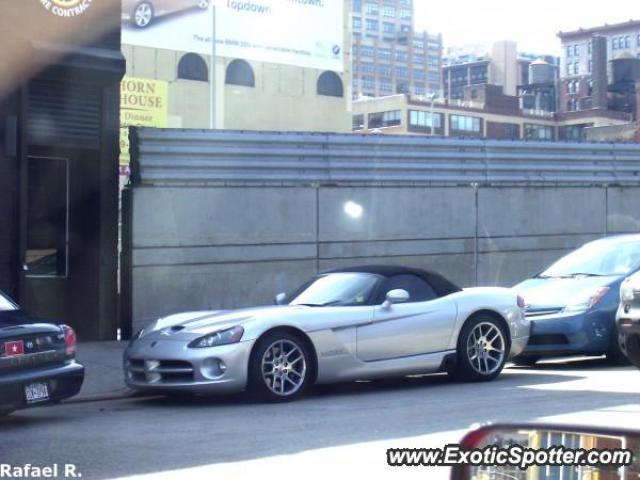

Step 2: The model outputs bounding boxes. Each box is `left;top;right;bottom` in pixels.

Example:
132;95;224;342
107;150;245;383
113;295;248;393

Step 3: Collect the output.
344;201;363;219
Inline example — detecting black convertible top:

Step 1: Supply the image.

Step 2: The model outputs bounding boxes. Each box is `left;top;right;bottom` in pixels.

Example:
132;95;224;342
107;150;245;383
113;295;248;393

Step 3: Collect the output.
324;265;462;298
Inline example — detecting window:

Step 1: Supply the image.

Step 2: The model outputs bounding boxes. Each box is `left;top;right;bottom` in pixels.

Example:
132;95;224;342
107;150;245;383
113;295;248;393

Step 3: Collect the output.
25;157;69;277
352;114;365;131
413;39;425;49
566;45;573;57
382;5;395;16
378;65;392;76
380;275;438;303
177;53;208;82
414;69;425;80
383;22;395;33
573;62;580;75
395;67;409;78
353;0;361;11
362;76;375;89
362;62;376;73
379;48;391;60
409;110;442;129
613;37;619;50
524;124;554;140
380;80;393;92
365;2;378;14
317;71;344;97
225;59;255;87
566;62;572;76
353;17;362;29
361;46;375;57
366;19;378;31
368;110;402;128
396;51;408;62
400;8;411;19
450;115;482;133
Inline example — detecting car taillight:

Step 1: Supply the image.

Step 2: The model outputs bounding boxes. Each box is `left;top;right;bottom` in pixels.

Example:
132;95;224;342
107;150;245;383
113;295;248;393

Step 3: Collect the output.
62;325;77;358
517;295;526;309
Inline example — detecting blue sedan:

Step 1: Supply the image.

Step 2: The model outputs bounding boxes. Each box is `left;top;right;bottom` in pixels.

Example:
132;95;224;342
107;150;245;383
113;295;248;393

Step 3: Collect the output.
513;234;640;365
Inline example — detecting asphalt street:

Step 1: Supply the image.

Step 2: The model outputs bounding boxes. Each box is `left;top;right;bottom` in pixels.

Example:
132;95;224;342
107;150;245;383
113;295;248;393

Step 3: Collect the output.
2;358;640;480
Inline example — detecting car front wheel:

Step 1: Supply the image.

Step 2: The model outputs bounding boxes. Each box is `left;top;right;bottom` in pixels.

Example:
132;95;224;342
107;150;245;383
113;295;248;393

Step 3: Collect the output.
450;315;509;382
248;332;311;402
134;2;154;28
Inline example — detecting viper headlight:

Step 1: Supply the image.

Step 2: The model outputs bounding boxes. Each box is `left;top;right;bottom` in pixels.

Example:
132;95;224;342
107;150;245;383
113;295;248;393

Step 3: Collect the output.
188;326;244;348
563;287;610;314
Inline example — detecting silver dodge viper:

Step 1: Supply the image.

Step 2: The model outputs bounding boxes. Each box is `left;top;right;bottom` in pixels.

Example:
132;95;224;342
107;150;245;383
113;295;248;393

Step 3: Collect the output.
124;266;530;401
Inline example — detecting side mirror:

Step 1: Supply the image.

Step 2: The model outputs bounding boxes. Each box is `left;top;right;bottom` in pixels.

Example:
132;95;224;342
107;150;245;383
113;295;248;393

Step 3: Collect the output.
274;293;287;305
383;289;410;308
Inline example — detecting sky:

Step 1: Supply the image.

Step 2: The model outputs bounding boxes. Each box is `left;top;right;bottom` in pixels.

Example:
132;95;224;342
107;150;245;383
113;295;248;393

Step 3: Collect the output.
414;0;638;55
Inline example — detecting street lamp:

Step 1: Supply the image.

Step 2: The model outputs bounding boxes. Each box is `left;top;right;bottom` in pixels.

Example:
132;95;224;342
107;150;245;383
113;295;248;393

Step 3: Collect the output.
427;92;437;136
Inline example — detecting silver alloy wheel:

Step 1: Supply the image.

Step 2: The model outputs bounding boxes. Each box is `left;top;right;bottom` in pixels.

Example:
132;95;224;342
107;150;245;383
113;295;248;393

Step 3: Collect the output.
466;322;505;375
261;339;307;397
197;0;209;8
134;3;152;27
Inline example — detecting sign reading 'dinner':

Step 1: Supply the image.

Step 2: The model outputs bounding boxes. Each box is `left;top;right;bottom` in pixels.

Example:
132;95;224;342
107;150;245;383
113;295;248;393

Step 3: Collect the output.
39;0;93;17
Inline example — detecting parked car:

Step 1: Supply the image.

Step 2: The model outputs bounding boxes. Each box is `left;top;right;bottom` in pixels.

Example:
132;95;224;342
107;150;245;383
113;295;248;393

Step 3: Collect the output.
122;0;210;28
0;290;84;417
514;234;640;365
617;270;640;369
125;266;529;402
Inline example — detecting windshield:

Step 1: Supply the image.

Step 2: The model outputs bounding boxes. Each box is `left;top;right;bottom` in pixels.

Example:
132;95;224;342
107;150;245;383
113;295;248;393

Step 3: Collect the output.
289;273;380;307
0;292;18;312
540;241;640;278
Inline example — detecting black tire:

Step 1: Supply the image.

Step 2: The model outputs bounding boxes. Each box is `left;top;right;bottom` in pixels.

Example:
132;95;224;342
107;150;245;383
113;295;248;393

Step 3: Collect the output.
449;314;510;382
0;409;14;417
133;1;154;28
623;333;640;370
248;331;311;402
512;356;540;367
607;324;630;365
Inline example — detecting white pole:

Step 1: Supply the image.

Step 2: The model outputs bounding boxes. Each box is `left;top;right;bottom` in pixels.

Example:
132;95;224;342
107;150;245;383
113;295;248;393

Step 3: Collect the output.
209;2;216;129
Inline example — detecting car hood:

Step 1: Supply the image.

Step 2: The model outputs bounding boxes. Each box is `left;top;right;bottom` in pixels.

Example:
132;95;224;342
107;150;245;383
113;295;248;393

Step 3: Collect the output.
514;275;618;309
139;305;308;338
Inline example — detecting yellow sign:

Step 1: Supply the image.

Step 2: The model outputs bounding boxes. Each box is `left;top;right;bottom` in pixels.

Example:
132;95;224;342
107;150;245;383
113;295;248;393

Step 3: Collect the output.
119;77;169;170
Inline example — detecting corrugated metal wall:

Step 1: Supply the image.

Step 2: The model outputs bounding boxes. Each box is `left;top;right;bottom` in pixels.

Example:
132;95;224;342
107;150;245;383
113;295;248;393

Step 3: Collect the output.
123;128;640;332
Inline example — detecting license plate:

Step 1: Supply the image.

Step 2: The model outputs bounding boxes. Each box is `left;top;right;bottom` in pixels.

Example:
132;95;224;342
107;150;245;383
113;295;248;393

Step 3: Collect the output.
4;340;24;357
24;382;49;404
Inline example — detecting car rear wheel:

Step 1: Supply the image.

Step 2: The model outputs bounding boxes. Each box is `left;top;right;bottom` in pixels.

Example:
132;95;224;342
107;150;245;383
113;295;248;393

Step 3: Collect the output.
134;2;154;28
248;332;310;402
450;315;509;382
607;324;630;365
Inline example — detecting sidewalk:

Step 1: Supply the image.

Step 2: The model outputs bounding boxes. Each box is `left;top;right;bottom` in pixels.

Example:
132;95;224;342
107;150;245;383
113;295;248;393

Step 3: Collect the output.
73;341;134;402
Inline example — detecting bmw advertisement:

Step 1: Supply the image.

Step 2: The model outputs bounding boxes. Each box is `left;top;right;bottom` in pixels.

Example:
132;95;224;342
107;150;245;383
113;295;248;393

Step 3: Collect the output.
122;0;345;71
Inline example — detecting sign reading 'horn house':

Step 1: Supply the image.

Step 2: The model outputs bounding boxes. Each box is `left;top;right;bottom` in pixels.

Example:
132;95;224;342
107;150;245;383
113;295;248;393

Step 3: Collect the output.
120;77;168;171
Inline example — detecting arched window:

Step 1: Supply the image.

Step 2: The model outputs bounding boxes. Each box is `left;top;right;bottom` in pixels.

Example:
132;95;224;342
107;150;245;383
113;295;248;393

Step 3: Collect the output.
225;59;255;87
177;53;208;82
317;71;344;97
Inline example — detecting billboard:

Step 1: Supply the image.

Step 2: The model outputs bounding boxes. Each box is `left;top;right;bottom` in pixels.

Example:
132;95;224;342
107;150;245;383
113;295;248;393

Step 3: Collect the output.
122;0;344;72
119;77;168;174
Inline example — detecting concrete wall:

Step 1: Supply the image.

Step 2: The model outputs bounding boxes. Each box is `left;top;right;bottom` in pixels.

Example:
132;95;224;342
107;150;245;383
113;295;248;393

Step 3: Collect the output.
128;183;640;331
